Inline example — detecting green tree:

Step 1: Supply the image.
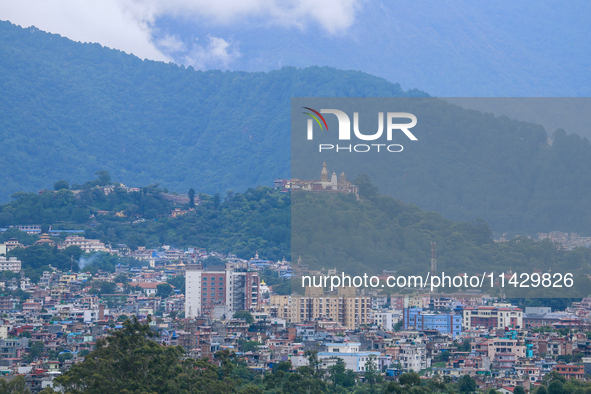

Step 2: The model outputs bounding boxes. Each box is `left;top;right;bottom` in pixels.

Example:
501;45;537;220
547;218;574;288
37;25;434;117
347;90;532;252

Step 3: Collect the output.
427;375;446;393
90;281;116;296
188;188;196;208
238;387;262;394
364;354;382;389
58;352;73;363
305;349;321;376
399;372;421;387
95;171;111;186
458;374;476;393
25;341;44;363
240;341;260;352
233;310;254;324
54;180;69;191
156;283;173;298
167;275;185;295
513;386;526;394
0;375;29;393
543;371;566;386
328;358;355;387
548;380;564;394
385;382;403;393
456;340;471;352
272;361;292;373
354;174;379;200
54;317;185;394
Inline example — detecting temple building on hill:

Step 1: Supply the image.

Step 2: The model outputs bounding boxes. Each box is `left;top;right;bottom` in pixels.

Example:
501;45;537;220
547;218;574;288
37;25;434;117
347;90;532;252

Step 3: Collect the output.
35;233;56;247
288;162;358;197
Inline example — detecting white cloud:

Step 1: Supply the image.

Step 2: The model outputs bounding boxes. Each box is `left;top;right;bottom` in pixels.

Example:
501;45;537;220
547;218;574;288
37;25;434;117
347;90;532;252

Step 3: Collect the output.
183;35;240;70
155;0;361;34
0;0;169;61
0;0;361;65
156;34;186;54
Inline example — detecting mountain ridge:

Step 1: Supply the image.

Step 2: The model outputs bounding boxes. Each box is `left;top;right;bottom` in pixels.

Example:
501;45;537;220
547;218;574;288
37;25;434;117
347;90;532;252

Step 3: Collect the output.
3;20;591;237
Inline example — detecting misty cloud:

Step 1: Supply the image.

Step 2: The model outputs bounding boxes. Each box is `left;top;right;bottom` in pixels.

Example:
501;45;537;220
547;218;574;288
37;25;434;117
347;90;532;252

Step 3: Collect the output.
182;35;240;70
156;34;186;54
153;0;361;34
0;0;170;61
0;0;361;65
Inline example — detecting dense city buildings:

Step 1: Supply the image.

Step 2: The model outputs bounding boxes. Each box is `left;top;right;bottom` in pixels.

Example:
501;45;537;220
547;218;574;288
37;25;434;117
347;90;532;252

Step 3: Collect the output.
0;235;590;393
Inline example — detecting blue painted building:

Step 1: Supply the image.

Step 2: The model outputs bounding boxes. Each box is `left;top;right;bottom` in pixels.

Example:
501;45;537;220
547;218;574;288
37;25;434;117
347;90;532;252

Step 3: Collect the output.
403;308;462;338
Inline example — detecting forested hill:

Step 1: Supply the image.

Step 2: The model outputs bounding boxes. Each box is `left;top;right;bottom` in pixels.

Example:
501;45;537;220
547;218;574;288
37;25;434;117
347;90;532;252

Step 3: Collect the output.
3;20;591;236
3;174;591;297
0;20;425;204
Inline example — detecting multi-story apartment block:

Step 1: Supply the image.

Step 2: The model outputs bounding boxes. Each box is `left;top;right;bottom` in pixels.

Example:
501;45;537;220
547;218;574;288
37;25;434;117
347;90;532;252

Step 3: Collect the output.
462;305;523;329
390;296;406;309
264;295;291;320
0;338;29;358
552;364;585;380
471;337;526;370
0;256;21;272
397;342;431;371
12;224;46;234
185;264;260;317
165;296;185;314
523;311;579;329
317;342;381;372
403;308;462;338
60;236;106;253
371;311;400;331
262;287;371;330
0;296;13;313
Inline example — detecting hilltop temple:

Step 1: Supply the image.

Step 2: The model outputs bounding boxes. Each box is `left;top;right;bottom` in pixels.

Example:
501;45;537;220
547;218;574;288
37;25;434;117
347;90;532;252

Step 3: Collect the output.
287;162;358;197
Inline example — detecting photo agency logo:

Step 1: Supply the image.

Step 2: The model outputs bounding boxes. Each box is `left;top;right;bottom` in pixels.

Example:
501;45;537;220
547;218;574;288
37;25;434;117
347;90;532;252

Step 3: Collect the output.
302;107;418;153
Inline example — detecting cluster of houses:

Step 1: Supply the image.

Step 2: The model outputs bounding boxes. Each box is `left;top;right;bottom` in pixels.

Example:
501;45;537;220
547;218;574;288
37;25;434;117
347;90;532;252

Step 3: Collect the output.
0;237;591;392
495;230;591;250
537;231;591;250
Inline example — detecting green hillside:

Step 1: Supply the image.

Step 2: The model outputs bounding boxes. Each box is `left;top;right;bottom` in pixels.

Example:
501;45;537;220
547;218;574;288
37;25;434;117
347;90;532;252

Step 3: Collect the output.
2;20;591;236
2;175;590;296
292;185;591;280
0;20;424;204
0;175;290;263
